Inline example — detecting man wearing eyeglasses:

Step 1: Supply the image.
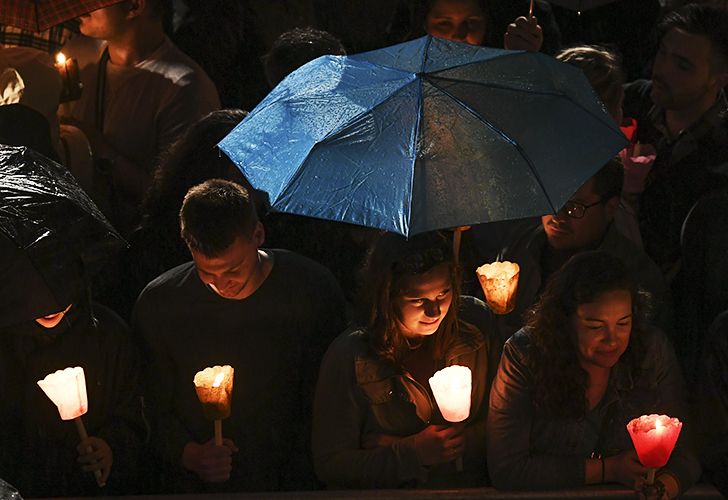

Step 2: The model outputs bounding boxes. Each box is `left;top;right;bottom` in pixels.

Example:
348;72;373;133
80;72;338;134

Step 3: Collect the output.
492;159;670;341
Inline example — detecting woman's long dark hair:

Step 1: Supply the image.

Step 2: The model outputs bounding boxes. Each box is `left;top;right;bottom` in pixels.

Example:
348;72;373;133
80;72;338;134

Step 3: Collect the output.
524;250;649;418
140;109;252;229
358;231;462;366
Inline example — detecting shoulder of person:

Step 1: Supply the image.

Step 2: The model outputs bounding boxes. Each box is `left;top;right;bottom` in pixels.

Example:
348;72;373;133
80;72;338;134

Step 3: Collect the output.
458;296;494;343
135;261;196;303
91;302;130;334
503;328;532;359
499;220;543;262
322;326;369;365
270;248;340;284
146;38;218;91
602;225;664;287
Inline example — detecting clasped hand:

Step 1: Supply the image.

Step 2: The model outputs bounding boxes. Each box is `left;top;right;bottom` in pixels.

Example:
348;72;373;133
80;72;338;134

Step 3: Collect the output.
363;424;465;466
182;438;239;483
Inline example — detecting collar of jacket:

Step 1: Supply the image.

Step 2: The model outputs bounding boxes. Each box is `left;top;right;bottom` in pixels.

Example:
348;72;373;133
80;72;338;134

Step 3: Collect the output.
647;88;728;167
351;325;484;381
350;324;484;422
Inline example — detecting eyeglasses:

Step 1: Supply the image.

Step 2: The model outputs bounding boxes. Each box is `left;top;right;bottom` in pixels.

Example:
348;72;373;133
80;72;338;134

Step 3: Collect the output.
560;199;603;219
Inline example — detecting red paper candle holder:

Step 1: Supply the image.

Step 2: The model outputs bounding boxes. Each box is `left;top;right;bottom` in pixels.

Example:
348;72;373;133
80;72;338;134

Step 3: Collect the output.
627;414;682;469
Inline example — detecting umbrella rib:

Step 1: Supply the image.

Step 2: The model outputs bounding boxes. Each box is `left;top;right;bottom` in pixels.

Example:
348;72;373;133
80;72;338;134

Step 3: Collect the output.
403;36;436;236
426;77;558;212
430;75;626;140
271;75;420;203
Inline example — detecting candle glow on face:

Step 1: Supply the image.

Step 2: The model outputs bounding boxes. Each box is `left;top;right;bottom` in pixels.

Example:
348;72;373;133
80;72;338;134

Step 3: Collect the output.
429;365;472;423
627;414;682;469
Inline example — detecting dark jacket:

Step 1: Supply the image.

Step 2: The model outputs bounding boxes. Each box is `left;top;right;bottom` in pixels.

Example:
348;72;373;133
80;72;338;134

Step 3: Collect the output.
0;303;145;498
694;310;728;497
312;297;493;489
623;79;728;273
487;327;701;491
134;251;348;492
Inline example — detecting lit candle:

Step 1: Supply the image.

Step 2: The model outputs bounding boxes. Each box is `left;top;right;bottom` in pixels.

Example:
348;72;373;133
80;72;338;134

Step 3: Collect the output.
37;366;88;421
54;52;82;103
627;414;682;484
476;261;520;315
37;367;104;486
194;365;234;446
54;52;70;94
429;365;472;472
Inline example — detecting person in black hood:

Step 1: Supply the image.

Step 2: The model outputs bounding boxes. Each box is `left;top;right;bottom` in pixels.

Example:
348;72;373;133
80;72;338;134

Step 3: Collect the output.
0;234;146;498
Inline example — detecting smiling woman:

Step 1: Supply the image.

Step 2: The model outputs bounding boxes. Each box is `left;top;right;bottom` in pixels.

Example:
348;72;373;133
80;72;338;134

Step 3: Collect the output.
486;250;700;497
312;231;494;489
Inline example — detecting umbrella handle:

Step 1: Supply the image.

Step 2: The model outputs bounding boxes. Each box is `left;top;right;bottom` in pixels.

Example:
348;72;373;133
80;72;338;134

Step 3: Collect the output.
453;228;462;265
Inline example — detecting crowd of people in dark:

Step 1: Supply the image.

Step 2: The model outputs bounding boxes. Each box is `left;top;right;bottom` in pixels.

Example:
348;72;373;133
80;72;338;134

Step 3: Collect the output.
1;0;728;498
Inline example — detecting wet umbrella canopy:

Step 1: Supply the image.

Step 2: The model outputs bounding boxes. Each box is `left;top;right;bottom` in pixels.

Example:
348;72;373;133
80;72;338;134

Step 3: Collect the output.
0;145;124;328
220;35;627;237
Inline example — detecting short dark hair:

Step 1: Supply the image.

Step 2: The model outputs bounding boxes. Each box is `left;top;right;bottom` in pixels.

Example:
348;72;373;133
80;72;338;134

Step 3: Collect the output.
179;179;258;257
659;4;728;70
263;27;346;88
591;157;624;202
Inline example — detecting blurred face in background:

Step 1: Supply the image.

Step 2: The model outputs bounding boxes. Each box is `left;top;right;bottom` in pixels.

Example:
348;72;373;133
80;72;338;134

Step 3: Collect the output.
541;178;617;251
78;2;130;40
651;28;727;112
425;0;487;46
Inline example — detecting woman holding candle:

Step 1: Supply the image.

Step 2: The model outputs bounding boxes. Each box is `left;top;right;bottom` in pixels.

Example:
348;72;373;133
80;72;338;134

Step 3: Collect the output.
312;231;496;488
486;251;700;496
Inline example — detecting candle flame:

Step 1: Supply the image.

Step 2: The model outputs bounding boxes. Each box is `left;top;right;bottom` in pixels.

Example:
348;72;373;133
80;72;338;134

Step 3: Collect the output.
55;52;67;65
212;372;225;388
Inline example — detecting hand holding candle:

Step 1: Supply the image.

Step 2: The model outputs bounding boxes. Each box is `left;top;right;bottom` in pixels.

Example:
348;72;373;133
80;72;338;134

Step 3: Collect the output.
627;414;682;486
54;52;82;103
476;261;520;315
37;367;106;487
429;365;472;471
194;365;234;446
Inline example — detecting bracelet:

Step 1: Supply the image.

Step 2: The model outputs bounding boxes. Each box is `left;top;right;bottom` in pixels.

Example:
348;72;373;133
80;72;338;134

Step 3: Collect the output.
600;457;606;483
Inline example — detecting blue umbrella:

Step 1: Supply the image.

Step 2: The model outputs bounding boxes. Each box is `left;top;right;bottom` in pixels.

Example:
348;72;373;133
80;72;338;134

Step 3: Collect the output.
219;35;627;237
